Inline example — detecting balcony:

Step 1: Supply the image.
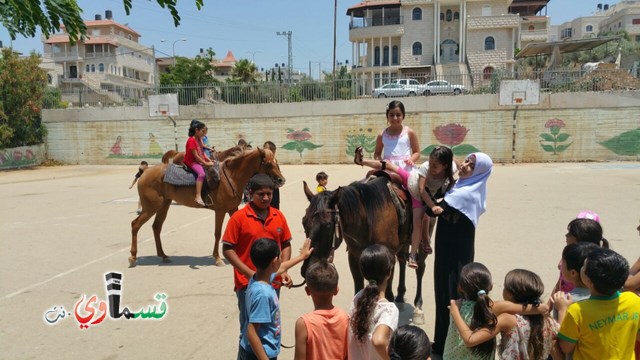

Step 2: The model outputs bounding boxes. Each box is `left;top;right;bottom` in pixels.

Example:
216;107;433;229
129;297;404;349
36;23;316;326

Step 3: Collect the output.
350;16;403;29
521;30;549;42
349;16;405;41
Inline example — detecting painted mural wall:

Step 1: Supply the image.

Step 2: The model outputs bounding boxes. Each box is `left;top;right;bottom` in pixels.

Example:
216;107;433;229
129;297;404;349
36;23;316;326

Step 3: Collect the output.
0;144;45;170
41;92;640;165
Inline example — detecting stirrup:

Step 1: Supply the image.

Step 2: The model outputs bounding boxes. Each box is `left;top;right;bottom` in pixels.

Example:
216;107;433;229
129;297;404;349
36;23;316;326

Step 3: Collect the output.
380;160;387;171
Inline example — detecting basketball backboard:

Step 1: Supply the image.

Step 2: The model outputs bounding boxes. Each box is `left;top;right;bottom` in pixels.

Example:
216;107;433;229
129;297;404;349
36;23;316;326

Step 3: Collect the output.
499;80;540;106
149;94;179;117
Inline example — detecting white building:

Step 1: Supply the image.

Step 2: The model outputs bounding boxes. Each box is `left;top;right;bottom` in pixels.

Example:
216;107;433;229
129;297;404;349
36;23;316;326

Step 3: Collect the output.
346;0;547;94
42;10;156;105
556;1;640;42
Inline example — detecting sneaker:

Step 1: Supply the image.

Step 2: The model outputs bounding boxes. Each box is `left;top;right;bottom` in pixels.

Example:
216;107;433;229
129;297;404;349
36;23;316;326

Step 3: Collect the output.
408;253;418;269
354;146;364;166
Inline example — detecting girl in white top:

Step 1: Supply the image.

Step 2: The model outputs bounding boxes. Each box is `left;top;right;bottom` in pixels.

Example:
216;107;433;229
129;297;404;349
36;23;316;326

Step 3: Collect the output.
373;101;420;172
348;244;399;360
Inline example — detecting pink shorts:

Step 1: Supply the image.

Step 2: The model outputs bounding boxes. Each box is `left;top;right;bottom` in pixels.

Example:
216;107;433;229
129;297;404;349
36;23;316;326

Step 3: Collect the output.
396;168;423;209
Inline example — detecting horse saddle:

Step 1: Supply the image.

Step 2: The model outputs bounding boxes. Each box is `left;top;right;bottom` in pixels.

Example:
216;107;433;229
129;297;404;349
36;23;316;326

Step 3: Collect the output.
163;163;220;195
365;169;408;202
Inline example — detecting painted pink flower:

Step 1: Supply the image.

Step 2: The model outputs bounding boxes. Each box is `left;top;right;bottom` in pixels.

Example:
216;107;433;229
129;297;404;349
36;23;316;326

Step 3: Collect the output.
433;123;469;146
545;118;566;128
286;130;312;142
13;150;23;161
25;149;34;160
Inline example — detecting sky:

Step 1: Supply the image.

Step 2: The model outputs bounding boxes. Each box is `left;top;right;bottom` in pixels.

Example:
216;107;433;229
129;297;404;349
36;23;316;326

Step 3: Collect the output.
1;0;603;78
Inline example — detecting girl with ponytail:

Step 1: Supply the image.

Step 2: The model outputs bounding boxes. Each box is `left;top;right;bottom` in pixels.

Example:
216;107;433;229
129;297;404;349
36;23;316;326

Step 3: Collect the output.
348;244;399;360
445;262;502;359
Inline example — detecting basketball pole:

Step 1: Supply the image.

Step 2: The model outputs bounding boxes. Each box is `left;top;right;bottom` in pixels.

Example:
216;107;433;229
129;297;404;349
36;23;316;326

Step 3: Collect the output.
168;116;178;151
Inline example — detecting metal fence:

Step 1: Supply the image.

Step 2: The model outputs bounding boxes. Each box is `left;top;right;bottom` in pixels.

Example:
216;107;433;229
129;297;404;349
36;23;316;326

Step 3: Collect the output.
42;67;639;109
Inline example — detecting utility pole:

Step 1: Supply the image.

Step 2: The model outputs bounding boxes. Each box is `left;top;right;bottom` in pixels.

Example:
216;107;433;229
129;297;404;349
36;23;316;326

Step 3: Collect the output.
332;0;338;99
276;31;292;84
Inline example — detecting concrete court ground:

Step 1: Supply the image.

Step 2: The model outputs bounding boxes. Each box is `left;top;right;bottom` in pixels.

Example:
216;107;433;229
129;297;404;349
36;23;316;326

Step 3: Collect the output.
0;162;638;359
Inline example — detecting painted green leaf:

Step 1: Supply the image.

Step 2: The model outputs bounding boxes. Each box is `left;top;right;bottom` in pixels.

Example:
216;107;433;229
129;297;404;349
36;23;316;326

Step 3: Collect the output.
285;128;296;133
301;127;311;132
555;133;571;142
599;128;640;156
300;141;323;150
421;145;437;156
540;143;555;153
281;141;298;150
550;126;561;136
452;144;480;156
555;143;572;152
539;133;555;142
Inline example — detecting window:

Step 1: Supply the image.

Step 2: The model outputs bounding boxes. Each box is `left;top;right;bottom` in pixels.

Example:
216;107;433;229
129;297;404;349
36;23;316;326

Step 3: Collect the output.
412;42;422;56
374;47;380;66
392;46;399;65
52;44;61;54
98;63;104;72
440;12;445;21
446;9;452;22
92;29;100;37
85;64;90;72
412;8;422;21
636;35;640;43
454;12;459;20
586;25;593;32
91;64;96;72
482;5;491;16
383;46;389;66
633;18;640;25
47;74;53;84
484;36;495;50
483;66;494;80
528;25;535;31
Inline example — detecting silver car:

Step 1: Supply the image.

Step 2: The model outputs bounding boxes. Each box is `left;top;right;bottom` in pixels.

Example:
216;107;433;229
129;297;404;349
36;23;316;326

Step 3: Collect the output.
424;80;465;95
372;83;417;98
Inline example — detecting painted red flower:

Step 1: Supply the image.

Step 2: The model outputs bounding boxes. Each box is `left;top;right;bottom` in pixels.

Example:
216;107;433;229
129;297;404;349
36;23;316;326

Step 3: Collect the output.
13;150;23;161
433;123;469;146
25;149;34;160
286;130;312;142
545;118;566;128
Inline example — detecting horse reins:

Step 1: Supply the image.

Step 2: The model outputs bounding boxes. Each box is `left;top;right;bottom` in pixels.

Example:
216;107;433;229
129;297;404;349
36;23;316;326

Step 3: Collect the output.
222;153;270;200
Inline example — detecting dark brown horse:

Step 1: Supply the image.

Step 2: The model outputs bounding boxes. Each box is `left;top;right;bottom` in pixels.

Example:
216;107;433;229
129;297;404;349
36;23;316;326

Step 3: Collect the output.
301;176;428;324
130;147;285;267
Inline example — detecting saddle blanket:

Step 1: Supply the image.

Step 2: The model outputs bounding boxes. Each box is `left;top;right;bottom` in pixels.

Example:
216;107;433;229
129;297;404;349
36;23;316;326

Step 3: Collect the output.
164;164;197;186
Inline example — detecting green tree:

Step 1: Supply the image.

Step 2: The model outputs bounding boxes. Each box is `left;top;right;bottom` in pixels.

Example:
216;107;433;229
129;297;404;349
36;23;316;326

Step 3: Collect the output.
0;0;203;42
160;48;218;85
230;59;258;83
0;49;48;148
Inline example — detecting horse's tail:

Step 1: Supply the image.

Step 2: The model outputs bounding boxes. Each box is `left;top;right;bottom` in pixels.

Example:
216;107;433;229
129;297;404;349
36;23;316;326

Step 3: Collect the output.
161;150;178;164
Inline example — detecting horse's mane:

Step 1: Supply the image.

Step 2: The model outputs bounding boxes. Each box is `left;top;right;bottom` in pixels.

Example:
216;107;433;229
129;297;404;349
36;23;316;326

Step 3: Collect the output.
333;176;392;226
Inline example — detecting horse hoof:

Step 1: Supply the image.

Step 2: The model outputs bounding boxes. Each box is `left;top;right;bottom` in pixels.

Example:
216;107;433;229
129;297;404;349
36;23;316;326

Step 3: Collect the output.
128;256;137;268
412;309;425;325
162;257;172;263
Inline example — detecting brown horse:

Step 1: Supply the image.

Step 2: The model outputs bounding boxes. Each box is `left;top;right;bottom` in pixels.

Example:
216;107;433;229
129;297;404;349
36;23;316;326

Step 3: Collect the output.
301;177;429;324
130;147;285;267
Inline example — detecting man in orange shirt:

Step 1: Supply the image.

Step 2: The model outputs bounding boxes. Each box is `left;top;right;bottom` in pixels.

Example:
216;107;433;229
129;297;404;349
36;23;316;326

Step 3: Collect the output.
222;174;293;357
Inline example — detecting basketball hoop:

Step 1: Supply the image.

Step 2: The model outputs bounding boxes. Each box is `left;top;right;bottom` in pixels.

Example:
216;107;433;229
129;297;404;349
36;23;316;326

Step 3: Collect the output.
514;98;523;104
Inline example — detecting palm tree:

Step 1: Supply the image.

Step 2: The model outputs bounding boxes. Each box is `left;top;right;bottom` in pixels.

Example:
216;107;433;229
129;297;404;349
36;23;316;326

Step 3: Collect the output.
230;59;258;83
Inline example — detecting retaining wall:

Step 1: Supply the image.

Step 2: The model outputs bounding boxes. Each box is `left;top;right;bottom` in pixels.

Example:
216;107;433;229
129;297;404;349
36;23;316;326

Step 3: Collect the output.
41;91;640;165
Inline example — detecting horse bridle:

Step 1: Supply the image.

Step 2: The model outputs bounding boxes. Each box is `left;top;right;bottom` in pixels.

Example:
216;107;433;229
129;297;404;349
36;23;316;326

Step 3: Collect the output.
222;153;276;200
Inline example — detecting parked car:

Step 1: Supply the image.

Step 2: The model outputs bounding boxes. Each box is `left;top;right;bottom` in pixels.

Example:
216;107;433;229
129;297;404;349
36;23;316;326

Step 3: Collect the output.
372;83;418;98
424;80;466;95
392;79;428;94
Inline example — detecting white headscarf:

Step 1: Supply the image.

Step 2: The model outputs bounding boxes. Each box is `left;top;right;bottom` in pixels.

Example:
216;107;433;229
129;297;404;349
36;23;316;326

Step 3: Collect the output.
444;152;493;227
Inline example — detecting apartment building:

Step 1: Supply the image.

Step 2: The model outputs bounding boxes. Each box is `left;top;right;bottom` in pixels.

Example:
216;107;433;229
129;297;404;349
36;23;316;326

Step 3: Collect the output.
347;0;538;94
42;10;156;104
557;1;640;42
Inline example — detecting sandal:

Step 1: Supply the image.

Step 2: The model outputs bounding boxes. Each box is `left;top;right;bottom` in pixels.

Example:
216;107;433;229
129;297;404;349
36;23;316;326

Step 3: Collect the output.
408;253;418;269
195;199;205;207
354;146;364;166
